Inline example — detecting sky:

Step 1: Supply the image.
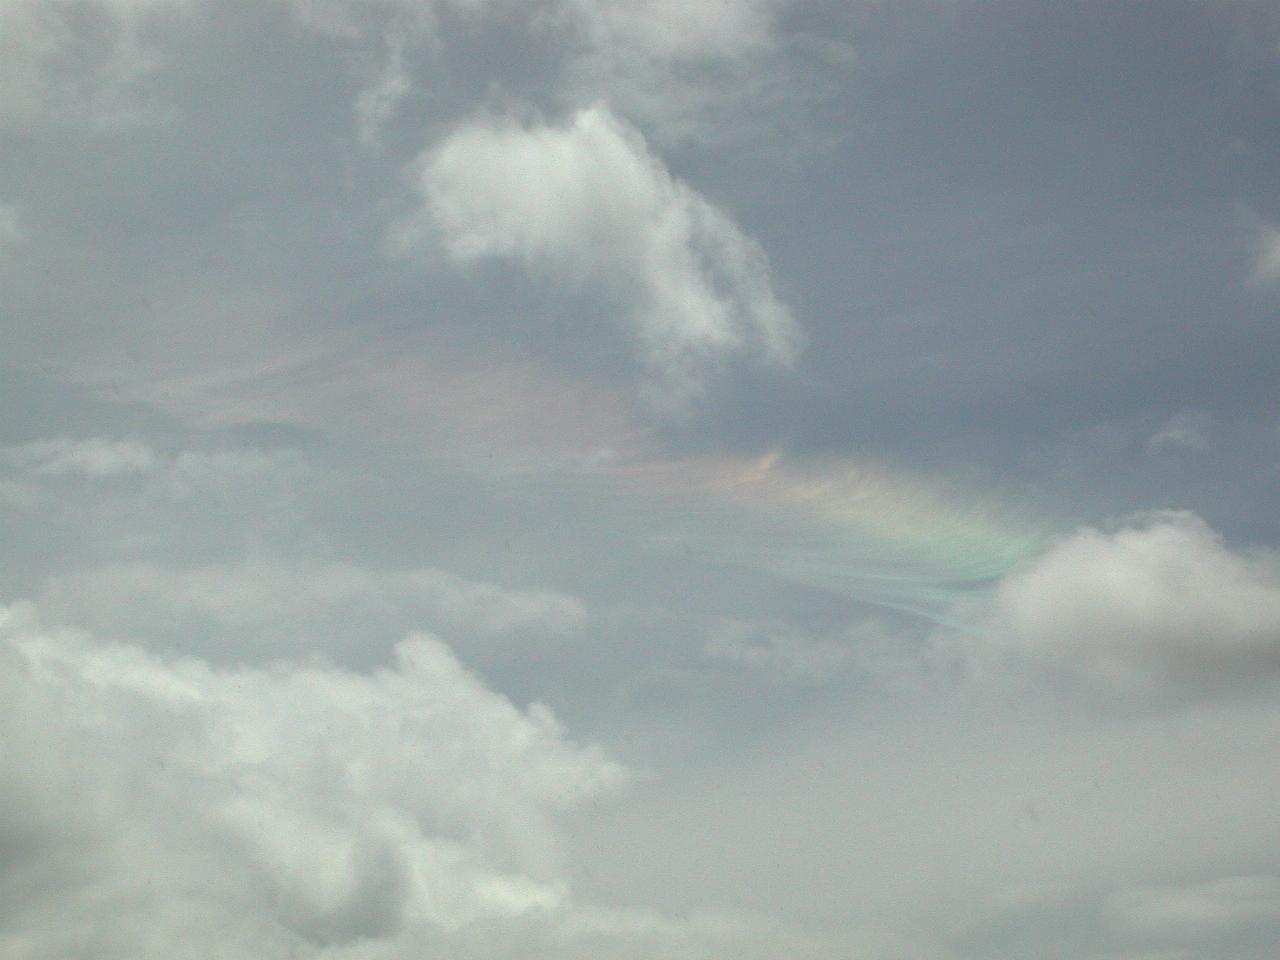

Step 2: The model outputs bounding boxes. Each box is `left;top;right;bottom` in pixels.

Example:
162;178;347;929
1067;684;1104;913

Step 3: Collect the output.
2;1;1280;957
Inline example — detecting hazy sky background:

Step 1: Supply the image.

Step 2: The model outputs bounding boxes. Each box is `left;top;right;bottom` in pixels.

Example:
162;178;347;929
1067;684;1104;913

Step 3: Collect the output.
3;2;1280;957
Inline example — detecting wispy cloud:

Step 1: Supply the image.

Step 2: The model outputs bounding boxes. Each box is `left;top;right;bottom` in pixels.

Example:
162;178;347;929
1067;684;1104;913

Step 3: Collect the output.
0;0;194;129
1249;224;1280;289
392;104;801;408
1;437;158;478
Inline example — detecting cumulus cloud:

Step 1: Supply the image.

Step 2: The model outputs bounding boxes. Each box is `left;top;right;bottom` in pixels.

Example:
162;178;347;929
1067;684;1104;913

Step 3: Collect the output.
0;603;822;959
0;601;629;958
976;512;1280;694
392;104;801;407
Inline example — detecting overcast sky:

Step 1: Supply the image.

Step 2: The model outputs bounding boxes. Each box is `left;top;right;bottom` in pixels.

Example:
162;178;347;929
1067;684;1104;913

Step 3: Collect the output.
3;1;1280;957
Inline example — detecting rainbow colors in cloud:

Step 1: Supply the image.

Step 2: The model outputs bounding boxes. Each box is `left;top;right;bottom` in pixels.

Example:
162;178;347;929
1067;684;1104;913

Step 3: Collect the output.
95;331;1056;625
595;450;1057;624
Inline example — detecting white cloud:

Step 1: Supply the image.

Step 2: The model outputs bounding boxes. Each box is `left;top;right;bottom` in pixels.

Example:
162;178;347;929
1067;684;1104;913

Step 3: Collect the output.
976;512;1280;694
0;601;628;957
393;104;801;407
0;602;828;959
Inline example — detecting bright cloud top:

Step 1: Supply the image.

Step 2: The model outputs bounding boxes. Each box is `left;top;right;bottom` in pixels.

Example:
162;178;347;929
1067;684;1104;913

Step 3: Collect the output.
0;602;626;957
984;512;1280;692
395;104;801;406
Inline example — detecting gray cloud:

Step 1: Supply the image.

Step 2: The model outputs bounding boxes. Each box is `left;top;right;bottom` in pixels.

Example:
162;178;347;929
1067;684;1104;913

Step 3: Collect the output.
36;559;588;666
0;203;23;249
1;437;158;478
1107;875;1280;941
1146;410;1213;453
0;0;192;130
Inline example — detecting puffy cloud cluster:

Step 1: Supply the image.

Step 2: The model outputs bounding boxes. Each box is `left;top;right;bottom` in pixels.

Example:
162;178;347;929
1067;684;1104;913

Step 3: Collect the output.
0;602;627;958
396;104;800;406
978;512;1280;694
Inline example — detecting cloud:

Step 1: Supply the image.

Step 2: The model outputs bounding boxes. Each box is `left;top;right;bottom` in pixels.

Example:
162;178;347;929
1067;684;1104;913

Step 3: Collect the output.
0;437;158;478
0;203;23;249
567;0;778;65
36;560;588;665
1249;225;1280;289
1107;875;1280;939
354;33;411;147
0;438;314;508
281;0;794;146
0;601;629;957
94;331;647;460
392;104;801;407
557;0;808;146
977;512;1280;694
0;602;827;959
0;0;192;129
700;616;859;685
1147;410;1212;452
